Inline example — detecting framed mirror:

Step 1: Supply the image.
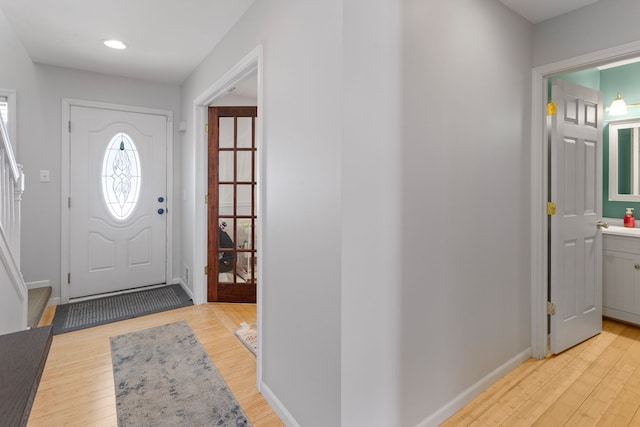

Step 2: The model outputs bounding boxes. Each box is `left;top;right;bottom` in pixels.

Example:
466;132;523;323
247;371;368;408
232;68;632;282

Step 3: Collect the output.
609;119;640;201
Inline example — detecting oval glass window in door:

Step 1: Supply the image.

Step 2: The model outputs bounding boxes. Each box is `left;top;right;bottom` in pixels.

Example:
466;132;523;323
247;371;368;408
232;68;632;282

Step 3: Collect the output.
101;132;141;220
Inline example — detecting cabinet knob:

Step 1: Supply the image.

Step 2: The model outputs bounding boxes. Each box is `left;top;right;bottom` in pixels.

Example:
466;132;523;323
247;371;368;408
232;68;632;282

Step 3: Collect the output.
635;265;640;270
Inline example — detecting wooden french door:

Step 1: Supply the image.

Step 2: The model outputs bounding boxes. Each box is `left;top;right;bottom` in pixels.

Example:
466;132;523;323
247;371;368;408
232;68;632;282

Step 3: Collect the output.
207;106;257;302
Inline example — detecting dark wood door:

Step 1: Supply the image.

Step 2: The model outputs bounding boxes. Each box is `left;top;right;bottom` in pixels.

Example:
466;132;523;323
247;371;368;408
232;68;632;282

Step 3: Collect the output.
207;106;257;302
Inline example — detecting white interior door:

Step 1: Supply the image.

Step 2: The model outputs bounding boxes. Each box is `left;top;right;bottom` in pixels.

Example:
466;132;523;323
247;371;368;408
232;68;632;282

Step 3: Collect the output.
550;79;603;354
69;106;167;298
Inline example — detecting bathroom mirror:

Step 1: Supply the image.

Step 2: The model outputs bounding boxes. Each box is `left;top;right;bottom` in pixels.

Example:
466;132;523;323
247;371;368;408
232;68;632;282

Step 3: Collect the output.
609;119;640;201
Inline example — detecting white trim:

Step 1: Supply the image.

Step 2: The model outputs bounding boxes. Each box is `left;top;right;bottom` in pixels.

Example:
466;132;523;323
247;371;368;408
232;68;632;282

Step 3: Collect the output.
48;296;61;307
60;98;174;304
531;39;640;359
0;88;18;159
607;118;640;201
25;279;51;289
192;45;264;390
260;382;301;427
174;277;194;301
0;221;27;329
414;348;532;427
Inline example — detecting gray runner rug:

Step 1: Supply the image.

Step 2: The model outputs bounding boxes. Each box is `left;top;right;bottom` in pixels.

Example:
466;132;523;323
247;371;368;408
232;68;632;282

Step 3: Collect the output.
51;284;193;334
110;321;251;426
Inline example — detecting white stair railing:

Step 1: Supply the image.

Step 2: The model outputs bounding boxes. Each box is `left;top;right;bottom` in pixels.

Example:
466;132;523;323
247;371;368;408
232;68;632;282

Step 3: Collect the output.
0;112;27;334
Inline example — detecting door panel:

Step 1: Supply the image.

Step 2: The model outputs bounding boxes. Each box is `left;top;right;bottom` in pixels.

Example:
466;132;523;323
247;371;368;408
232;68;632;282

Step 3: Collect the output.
69;106;167;298
207;106;257;302
550;79;603;354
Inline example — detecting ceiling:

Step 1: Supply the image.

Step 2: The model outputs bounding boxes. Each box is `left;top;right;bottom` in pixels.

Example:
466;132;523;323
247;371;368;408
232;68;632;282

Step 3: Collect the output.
0;0;256;84
498;0;601;24
0;0;604;86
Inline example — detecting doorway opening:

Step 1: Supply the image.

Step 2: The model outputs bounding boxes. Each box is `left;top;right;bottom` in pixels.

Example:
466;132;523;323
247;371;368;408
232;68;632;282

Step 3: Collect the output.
532;41;640;358
192;45;263;386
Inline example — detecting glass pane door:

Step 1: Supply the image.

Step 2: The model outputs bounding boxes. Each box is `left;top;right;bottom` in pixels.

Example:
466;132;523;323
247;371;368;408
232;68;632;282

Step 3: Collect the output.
207;107;257;302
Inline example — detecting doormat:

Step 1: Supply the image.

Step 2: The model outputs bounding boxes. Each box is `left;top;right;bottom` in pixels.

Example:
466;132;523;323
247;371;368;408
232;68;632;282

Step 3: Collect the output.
51;284;193;335
234;322;257;355
111;321;251;426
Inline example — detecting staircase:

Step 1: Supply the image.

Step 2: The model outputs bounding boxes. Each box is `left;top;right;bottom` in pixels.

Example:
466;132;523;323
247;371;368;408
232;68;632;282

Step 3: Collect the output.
28;287;52;328
0;110;26;335
0;98;50;426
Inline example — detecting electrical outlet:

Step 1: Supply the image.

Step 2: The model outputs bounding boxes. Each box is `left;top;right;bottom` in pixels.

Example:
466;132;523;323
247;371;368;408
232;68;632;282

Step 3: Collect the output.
39;170;50;182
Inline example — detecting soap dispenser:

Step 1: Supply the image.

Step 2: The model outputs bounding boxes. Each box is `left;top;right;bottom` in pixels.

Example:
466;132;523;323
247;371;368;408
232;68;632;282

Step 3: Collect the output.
624;207;636;228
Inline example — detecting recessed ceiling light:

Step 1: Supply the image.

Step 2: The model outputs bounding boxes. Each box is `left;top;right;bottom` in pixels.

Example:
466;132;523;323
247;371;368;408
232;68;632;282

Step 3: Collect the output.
104;40;127;50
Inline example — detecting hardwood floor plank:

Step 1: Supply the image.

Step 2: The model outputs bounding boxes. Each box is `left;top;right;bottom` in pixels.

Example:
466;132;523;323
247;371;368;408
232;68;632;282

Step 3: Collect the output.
445;319;640;427
27;303;282;426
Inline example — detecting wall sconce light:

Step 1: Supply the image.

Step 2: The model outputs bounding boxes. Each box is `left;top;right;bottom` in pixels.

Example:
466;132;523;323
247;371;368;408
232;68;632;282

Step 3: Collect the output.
607;93;640;116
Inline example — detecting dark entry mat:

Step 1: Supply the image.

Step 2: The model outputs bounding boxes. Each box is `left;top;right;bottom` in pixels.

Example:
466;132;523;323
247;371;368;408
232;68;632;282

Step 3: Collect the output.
51;284;193;334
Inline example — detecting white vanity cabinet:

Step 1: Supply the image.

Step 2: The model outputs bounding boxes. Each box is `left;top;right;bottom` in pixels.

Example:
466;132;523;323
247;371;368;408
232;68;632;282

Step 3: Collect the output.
603;231;640;325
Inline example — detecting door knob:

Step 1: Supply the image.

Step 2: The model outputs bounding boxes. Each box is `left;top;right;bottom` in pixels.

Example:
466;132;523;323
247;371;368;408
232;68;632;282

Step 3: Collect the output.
597;220;609;229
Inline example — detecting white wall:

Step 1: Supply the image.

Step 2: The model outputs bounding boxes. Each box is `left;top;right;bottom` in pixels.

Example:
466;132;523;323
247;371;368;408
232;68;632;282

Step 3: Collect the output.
533;0;640;67
400;0;533;424
181;0;342;425
0;7;182;305
0;8;31;333
182;0;537;425
15;64;181;300
341;0;402;425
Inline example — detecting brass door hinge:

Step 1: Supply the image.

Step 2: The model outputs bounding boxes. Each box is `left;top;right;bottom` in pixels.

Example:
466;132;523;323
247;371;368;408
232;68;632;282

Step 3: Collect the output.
547;301;556;316
547;102;557;116
204;265;208;275
67;272;71;284
547;201;556;215
205;123;209;133
205;194;208;204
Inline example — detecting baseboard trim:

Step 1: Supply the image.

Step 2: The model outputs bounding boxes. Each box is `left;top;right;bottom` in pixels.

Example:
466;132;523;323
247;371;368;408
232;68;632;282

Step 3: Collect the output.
25;280;51;290
260;382;300;427
48;297;60;307
174;279;194;302
415;347;532;427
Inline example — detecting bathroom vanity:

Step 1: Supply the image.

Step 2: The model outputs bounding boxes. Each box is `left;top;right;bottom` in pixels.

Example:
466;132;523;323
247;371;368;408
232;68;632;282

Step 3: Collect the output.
603;226;640;325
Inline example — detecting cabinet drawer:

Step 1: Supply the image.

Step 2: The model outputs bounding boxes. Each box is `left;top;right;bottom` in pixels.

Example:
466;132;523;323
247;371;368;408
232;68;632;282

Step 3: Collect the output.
603;235;640;254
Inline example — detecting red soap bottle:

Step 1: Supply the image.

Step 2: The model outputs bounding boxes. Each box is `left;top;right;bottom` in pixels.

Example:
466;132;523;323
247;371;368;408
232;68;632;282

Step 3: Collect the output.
624;207;636;228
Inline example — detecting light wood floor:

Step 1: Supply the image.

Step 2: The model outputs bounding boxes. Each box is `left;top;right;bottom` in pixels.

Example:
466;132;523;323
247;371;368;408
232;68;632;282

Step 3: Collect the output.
443;318;640;426
29;303;283;427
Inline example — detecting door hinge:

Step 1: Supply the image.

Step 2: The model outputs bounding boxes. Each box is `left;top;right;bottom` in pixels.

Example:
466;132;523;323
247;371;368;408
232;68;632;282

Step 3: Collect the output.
67;272;71;284
546;102;557;116
547;201;556;215
205;194;208;204
68;197;71;208
547;301;556;316
204;265;208;275
205;123;208;134
68;121;71;132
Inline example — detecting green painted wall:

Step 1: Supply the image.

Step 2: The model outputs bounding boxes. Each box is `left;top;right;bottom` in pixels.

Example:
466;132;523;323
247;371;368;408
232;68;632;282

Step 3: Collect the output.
601;62;640;219
557;68;600;91
557;64;640;220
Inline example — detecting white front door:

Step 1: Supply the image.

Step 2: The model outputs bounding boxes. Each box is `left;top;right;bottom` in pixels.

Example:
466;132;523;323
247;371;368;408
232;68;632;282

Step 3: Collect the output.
69;106;167;298
550;79;603;354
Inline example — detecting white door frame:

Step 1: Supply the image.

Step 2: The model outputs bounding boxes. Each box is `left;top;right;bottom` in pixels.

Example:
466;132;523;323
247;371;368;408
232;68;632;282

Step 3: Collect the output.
192;46;264;387
531;40;640;358
61;98;174;304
